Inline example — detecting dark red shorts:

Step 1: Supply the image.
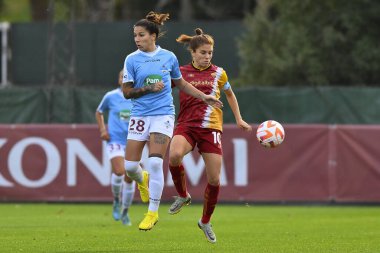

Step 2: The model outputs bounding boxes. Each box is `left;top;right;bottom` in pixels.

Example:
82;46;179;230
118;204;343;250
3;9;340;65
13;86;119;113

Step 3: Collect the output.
173;125;223;155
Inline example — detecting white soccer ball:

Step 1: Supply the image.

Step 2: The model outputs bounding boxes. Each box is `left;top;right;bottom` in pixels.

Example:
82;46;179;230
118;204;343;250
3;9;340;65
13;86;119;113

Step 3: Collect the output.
256;120;285;148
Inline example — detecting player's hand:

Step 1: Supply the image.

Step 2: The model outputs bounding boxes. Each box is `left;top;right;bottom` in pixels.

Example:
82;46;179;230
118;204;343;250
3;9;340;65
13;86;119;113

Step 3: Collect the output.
150;81;165;92
237;119;252;131
100;129;110;141
203;94;223;108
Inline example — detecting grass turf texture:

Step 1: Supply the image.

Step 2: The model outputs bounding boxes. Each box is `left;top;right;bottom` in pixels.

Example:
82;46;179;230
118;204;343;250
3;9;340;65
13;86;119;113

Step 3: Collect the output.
0;204;379;252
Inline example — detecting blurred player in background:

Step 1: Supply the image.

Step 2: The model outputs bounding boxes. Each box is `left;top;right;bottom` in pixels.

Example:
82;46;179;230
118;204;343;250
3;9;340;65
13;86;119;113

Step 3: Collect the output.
95;70;135;226
168;28;252;243
122;12;222;231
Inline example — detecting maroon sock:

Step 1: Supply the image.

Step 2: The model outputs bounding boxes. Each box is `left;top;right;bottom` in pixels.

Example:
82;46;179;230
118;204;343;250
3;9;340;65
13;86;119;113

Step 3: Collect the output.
201;183;220;224
169;164;188;198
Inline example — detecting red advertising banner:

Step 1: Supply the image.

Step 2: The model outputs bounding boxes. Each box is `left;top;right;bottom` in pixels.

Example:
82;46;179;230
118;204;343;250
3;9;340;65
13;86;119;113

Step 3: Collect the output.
1;124;380;203
335;125;380;202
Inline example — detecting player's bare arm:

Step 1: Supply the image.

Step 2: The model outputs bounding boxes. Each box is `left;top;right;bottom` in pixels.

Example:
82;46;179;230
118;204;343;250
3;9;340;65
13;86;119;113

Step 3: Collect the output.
224;88;252;131
122;81;164;99
95;111;110;140
173;78;223;108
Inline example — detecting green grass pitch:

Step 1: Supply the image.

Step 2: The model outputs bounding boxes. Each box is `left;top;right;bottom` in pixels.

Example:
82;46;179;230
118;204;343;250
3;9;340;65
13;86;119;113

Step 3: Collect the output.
0;203;379;252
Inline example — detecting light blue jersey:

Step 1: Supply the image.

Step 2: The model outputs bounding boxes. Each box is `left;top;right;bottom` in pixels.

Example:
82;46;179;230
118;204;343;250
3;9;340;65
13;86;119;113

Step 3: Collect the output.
96;88;133;144
122;46;182;116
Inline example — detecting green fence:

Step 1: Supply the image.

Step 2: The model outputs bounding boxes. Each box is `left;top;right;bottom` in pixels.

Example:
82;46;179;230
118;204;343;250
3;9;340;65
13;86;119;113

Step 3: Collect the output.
1;86;380;124
9;21;243;86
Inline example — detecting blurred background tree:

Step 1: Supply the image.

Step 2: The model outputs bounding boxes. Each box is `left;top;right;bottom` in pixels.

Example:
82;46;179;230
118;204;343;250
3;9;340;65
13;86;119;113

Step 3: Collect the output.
0;0;31;22
1;0;379;87
238;0;380;87
0;0;255;22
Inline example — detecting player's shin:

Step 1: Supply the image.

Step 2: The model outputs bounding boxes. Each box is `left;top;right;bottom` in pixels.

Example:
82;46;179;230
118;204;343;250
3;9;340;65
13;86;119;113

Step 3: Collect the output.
111;173;124;220
111;173;124;200
147;157;164;212
122;180;135;209
201;183;220;224
169;164;188;198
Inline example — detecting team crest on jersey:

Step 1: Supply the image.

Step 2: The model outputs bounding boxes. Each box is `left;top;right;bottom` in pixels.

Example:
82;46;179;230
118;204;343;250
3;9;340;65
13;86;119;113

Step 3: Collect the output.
211;72;217;77
144;74;162;86
161;64;170;74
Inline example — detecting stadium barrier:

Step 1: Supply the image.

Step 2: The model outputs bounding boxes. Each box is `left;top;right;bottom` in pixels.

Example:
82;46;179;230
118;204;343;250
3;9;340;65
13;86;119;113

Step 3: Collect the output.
1;124;380;203
1;86;380;124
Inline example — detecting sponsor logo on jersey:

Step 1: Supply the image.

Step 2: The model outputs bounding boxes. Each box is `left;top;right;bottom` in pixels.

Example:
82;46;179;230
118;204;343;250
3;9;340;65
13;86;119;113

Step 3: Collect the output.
189;80;214;87
119;110;131;121
144;74;163;86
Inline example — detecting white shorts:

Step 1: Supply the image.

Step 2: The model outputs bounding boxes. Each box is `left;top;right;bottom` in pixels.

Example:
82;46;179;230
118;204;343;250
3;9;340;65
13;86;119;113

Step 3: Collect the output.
127;115;175;141
106;143;126;160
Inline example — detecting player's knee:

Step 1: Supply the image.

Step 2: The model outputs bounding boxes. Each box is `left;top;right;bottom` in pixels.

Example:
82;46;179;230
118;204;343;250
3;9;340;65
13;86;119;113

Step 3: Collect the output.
169;150;183;166
113;167;125;176
148;157;163;172
208;178;220;186
124;160;140;173
148;157;164;185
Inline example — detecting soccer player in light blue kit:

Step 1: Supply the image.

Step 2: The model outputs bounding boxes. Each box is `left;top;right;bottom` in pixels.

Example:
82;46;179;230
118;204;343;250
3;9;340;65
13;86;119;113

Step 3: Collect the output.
122;11;223;231
96;70;135;226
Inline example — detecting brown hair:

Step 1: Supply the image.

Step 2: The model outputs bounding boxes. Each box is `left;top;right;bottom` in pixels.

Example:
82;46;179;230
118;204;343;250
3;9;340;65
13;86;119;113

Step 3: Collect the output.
134;11;170;39
176;28;214;52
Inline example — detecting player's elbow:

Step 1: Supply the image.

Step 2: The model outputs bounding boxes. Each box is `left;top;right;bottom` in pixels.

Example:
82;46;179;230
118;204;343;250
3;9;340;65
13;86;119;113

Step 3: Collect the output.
122;82;134;99
122;88;134;99
123;91;132;99
173;78;185;90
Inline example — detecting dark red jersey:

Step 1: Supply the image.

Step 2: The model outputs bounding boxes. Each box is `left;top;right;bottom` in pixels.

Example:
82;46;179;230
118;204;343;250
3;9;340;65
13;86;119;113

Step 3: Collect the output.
176;63;230;131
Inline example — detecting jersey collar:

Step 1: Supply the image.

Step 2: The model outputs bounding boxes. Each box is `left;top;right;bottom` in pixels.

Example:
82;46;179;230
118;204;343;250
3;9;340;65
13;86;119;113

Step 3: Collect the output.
138;45;161;57
191;61;211;71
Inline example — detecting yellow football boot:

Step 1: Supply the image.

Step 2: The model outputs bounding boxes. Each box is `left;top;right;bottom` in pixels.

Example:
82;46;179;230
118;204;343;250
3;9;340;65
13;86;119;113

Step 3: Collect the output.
138;211;159;231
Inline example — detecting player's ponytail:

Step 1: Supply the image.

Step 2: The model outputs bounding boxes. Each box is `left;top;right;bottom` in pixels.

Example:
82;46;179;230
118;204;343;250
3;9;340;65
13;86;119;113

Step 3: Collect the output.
146;11;170;25
176;28;214;52
195;28;204;36
176;34;192;44
134;11;169;39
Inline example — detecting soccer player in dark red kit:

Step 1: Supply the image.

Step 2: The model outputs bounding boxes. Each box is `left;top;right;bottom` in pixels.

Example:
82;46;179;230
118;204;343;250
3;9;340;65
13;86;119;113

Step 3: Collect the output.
168;28;252;243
